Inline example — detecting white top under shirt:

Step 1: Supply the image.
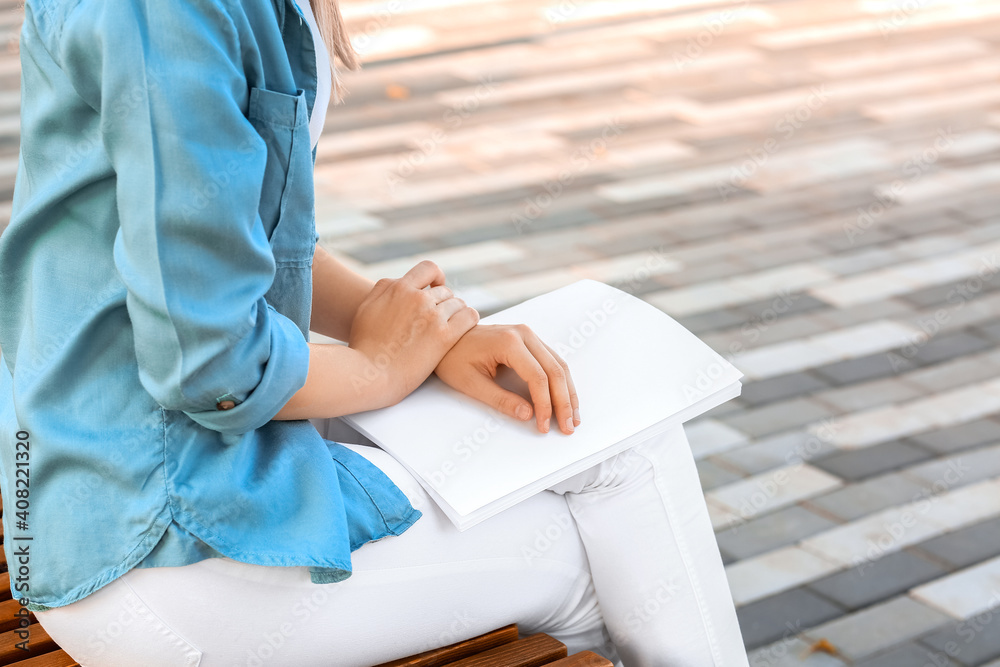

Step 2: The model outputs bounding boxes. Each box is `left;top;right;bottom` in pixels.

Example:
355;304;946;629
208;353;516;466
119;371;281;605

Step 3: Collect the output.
295;0;332;150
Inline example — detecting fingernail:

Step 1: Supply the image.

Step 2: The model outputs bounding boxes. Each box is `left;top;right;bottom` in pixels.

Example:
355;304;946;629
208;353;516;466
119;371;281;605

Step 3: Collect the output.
565;416;575;433
516;405;531;421
543;418;550;433
573;407;581;424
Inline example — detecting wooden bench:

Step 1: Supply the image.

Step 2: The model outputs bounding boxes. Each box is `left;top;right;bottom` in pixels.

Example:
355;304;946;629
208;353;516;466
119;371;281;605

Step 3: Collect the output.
0;494;612;667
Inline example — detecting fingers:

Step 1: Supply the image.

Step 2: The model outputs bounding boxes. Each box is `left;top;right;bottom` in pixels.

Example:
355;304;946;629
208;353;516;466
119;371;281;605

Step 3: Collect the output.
522;330;578;435
460;370;534;426
502;339;556;434
425;284;454;304
400;260;446;289
539;338;580;431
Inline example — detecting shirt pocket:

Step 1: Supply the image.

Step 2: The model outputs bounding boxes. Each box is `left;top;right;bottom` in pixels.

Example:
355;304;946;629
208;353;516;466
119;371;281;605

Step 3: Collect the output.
246;86;316;266
247;86;316;336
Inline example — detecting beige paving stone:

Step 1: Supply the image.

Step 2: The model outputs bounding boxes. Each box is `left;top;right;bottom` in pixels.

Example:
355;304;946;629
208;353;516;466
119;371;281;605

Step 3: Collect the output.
800;478;1000;567
726;545;842;607
810;378;1000;450
735;320;922;380
707;464;844;520
911;556;1000;620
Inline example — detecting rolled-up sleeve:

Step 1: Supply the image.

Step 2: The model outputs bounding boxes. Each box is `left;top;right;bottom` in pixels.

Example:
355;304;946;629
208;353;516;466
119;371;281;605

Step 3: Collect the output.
50;0;310;435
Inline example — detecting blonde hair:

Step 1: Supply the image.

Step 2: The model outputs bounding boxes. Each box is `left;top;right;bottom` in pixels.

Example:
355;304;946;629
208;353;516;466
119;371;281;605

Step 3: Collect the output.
308;0;361;104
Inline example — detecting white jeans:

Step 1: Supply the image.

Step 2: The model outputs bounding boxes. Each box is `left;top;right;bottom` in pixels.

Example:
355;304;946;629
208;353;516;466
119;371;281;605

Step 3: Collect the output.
35;422;749;667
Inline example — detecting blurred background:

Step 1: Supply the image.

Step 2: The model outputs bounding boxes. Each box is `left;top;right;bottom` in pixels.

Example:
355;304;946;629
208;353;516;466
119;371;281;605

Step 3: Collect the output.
5;0;1000;664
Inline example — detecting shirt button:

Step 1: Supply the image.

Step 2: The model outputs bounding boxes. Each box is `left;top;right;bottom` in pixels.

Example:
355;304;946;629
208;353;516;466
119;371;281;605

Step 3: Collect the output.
217;400;236;411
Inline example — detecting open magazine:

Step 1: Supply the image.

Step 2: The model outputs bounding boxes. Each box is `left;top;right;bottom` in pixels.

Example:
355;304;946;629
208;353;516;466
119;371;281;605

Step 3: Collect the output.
341;279;743;531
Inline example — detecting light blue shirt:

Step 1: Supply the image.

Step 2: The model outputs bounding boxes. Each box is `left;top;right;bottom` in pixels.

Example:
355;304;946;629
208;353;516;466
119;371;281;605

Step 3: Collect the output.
0;0;421;612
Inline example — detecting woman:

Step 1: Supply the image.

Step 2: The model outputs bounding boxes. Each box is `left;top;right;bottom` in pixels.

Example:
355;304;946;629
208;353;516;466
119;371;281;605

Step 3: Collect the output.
0;0;749;664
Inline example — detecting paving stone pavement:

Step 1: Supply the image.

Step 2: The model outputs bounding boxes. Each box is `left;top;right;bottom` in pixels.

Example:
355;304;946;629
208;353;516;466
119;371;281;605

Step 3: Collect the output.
3;0;1000;664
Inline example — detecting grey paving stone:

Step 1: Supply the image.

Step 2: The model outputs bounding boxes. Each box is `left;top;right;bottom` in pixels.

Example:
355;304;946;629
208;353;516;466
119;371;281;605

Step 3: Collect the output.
813;226;902;252
733;242;830;271
913;516;1000;569
902;443;1000;491
811;440;934;482
920;616;1000;666
675;308;748;336
435;222;523;246
909;419;1000;455
699;397;747;421
813;351;920;386
903;352;1000;393
804;597;951;662
817;246;908;277
882;212;970;238
721;398;837;439
348;239;441;263
736;587;846;651
853;642;960;667
716;505;839;560
696;457;745;491
812;298;918;329
807;550;947;612
908;331;993;366
578;232;675;258
974;318;1000;343
735;294;830;320
901;281;994;310
720;430;840;475
805;472;929;522
734;314;835;349
815;377;924;413
740;372;832;408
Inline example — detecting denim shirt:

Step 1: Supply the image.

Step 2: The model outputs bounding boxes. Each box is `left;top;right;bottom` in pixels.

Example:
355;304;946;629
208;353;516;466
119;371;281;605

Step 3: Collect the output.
0;0;421;612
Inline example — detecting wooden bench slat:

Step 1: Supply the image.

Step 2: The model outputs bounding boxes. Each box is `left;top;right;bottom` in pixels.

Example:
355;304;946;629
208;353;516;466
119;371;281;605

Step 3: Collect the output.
0;599;32;635
0;622;57;664
374;624;519;667
546;651;614;666
0;574;10;603
444;633;566;667
5;648;78;667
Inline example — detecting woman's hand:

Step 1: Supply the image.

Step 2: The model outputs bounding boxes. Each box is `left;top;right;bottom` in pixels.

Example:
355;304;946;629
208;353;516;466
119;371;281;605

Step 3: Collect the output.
433;324;581;435
348;261;479;406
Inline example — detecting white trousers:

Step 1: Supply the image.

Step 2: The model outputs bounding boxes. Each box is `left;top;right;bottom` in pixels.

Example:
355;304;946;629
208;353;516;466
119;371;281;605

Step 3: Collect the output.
35;422;749;667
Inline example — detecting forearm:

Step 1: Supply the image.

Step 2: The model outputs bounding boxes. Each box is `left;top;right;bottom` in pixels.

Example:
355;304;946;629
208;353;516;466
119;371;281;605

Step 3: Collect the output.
272;341;401;420
310;244;374;341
